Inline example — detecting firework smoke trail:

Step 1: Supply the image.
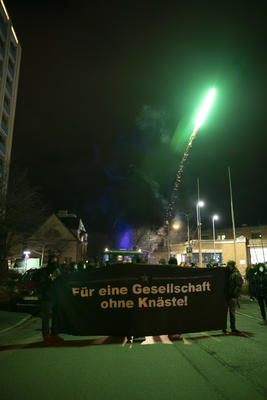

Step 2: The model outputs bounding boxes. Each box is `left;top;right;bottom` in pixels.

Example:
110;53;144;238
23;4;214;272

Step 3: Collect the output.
165;127;199;222
165;88;216;223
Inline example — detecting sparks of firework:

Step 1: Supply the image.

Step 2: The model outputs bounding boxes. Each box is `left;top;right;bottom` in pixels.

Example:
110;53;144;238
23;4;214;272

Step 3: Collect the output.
166;88;216;222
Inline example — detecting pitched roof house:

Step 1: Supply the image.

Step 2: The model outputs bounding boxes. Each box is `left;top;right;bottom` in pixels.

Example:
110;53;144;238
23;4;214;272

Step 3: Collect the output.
27;210;88;264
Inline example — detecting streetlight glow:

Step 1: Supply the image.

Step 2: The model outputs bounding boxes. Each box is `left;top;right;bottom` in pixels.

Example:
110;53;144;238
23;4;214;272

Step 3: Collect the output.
172;223;180;230
213;214;219;221
194;88;216;131
197;201;205;208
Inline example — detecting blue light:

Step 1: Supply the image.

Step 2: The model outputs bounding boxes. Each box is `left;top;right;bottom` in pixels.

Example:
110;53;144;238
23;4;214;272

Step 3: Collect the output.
115;222;133;250
119;230;131;249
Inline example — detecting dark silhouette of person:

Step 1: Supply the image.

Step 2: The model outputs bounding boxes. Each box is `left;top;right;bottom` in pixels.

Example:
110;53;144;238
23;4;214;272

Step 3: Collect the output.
40;255;64;343
168;256;178;265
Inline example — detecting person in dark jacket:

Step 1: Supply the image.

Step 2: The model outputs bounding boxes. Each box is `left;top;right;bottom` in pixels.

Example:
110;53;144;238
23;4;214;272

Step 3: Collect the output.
245;265;256;301
40;255;64;343
168;256;178;265
253;263;267;325
223;260;243;334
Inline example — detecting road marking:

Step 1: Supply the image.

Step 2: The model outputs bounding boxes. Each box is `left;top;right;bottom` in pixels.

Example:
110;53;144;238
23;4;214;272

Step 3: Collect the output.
202;332;221;342
159;335;173;344
0;315;32;335
237;311;261;321
182;338;191;345
141;335;173;345
141;336;155;345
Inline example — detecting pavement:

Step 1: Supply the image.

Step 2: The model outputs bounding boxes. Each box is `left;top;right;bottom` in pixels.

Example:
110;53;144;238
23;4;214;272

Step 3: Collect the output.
0;296;267;400
0;310;32;333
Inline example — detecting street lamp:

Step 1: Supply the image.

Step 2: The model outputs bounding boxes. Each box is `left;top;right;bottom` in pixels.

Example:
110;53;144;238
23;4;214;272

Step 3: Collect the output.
196;201;204;267
172;223;180;231
23;250;31;271
212;215;219;261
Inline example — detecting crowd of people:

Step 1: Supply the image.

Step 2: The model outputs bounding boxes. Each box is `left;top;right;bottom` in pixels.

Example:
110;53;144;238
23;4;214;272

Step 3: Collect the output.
38;254;267;343
38;255;64;343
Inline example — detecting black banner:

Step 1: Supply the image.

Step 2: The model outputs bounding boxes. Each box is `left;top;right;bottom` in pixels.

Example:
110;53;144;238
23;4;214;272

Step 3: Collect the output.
56;265;228;337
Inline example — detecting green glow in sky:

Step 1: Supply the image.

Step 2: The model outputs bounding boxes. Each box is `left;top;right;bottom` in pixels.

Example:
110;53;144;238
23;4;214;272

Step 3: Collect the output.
194;88;216;131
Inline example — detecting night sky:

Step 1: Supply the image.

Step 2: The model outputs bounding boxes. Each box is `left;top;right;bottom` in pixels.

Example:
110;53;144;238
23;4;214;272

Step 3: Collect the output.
6;0;267;237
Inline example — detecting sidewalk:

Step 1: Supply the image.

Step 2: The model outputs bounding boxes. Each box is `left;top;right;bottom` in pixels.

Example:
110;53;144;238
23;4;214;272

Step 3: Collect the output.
0;310;32;334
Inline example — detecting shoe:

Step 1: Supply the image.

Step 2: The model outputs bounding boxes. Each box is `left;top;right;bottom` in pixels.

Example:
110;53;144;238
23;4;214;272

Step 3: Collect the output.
222;329;229;334
231;329;241;334
43;334;53;343
51;335;64;343
260;320;267;326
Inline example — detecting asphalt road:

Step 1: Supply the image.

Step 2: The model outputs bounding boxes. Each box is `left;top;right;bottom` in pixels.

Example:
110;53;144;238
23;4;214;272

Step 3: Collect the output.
0;297;267;400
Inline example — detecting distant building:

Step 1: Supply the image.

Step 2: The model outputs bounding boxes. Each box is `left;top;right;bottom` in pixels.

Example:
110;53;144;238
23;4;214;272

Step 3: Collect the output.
0;1;21;184
10;210;88;265
154;225;267;274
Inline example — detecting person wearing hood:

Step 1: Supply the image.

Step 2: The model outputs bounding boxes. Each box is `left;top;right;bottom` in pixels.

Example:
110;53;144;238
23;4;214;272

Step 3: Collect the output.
168;256;178;265
254;263;267;325
40;255;64;343
223;260;243;334
245;265;256;301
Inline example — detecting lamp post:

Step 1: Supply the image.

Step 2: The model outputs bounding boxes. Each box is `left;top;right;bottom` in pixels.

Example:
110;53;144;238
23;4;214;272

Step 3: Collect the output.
180;212;190;245
196;201;204;267
23;250;31;272
167;221;180;262
228;166;237;261
181;212;191;262
212;215;219;261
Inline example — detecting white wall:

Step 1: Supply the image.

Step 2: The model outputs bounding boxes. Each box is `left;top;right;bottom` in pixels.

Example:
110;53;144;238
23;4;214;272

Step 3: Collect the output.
250;247;267;264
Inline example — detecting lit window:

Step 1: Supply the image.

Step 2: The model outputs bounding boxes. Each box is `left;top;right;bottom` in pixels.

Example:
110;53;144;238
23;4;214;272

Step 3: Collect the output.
217;234;226;240
251;232;262;239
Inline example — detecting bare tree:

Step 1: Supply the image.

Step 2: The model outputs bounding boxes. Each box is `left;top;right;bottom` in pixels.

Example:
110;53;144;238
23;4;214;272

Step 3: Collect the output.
0;167;47;276
132;227;160;253
28;228;69;265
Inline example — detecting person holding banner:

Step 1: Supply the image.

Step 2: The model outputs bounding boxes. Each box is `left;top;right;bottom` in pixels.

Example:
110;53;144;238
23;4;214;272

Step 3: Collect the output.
168;256;178;265
40;255;64;343
223;260;243;334
253;263;267;325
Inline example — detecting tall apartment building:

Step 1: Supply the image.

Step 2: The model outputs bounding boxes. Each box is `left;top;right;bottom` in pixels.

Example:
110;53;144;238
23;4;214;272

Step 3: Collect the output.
0;0;21;183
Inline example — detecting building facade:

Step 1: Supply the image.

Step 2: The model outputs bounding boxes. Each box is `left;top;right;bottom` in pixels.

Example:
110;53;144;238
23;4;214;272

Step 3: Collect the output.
0;1;21;183
9;211;88;266
153;225;267;275
27;212;88;265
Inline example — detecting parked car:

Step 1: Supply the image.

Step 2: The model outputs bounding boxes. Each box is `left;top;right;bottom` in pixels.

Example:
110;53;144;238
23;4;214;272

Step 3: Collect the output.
11;268;41;307
10;257;40;275
10;258;27;275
